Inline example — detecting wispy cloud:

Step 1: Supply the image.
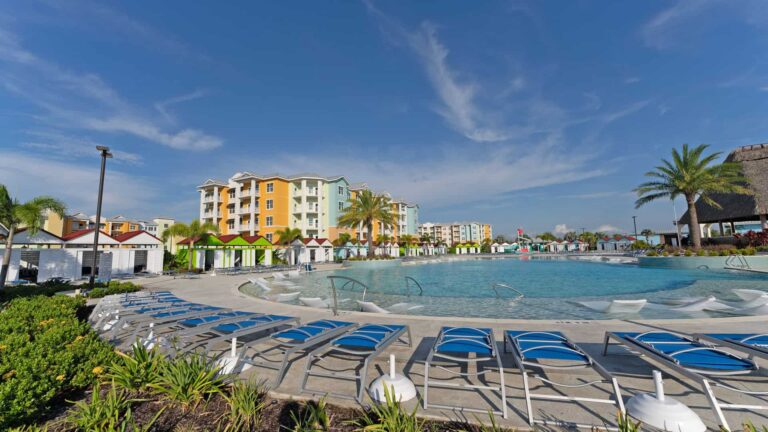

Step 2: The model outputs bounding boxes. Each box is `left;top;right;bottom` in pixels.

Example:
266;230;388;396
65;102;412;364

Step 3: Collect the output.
624;77;641;84
641;1;719;49
553;224;573;235
595;224;622;233
566;191;633;200
0;26;222;151
21;130;143;164
154;89;208;124
0;150;158;215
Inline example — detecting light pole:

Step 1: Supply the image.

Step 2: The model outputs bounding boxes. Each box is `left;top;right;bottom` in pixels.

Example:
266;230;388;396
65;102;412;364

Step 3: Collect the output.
88;146;112;292
632;216;638;239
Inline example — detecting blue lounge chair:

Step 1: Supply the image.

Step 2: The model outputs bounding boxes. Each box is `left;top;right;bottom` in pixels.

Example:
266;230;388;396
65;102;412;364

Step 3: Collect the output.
695;333;768;361
423;327;506;418
603;330;767;431
234;319;356;387
174;313;299;355
506;330;625;428
118;305;228;346
301;323;411;403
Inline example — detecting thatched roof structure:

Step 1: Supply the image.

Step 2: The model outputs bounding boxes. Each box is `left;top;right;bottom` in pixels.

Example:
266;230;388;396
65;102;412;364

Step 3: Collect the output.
678;144;768;225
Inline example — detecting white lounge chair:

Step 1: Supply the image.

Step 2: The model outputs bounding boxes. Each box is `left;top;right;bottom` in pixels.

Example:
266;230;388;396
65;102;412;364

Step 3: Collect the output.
575;299;647;314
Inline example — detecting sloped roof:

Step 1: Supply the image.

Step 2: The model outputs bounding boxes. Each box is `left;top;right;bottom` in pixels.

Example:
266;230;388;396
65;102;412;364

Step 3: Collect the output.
61;229;119;244
11;228;63;244
217;234;241;243
679;144;768;224
113;230;162;243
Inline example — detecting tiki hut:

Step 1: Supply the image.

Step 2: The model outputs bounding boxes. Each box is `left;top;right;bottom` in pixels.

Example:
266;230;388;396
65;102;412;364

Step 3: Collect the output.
678;143;768;235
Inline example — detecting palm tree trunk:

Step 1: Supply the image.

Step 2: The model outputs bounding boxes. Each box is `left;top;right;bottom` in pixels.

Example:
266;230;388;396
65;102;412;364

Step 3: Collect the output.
367;222;374;259
0;225;15;288
686;194;702;249
188;241;195;272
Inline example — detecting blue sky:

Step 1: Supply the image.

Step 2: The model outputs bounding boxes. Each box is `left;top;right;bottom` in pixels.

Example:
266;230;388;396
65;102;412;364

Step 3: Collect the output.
1;1;767;237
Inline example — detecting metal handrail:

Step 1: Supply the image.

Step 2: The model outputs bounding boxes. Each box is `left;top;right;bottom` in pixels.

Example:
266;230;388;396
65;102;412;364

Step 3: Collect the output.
327;276;371;316
725;254;751;270
404;276;424;296
491;282;524;302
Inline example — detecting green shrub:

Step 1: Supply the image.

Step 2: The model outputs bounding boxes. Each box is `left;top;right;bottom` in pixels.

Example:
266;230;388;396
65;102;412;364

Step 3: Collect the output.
709;250;719;256
218;379;268;431
696;250;706;256
745;247;757;256
645;250;658;257
662;251;669;256
150;351;227;410
684;250;693;256
719;250;729;256
0;295;117;429
106;343;164;392
88;281;141;299
617;411;642;432
742;421;768;432
0;281;71;301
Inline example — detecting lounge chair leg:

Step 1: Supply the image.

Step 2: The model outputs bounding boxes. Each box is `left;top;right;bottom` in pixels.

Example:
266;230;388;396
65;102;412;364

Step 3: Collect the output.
423;360;430;410
299;353;314;395
611;377;625;414
497;355;507;418
602;333;611;356
358;358;371;403
522;369;534;426
702;379;729;431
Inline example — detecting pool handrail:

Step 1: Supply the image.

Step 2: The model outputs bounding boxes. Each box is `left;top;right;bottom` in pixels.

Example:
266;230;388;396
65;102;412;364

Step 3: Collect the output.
327;275;371;316
491;282;524;302
404;276;424;296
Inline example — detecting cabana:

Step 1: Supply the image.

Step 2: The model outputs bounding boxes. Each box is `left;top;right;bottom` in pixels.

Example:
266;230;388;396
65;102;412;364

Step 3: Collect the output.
291;238;334;264
597;235;635;251
177;234;273;271
546;240;566;253
2;228;163;282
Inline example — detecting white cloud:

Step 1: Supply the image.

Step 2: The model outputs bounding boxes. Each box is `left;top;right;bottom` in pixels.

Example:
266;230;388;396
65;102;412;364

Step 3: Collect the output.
641;1;719;49
406;22;510;142
553;224;572;235
154;89;208;124
624;77;641;84
595;224;622;233
0;151;158;215
22;130;143;165
658;104;670;116
0;26;222;151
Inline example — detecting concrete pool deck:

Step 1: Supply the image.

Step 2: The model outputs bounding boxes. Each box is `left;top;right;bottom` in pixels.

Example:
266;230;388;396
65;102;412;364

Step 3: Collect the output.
128;272;768;430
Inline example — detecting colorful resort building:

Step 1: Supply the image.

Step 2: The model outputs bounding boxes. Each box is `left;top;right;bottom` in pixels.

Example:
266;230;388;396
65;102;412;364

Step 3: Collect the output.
197;172;419;243
176;233;275;271
418;222;493;245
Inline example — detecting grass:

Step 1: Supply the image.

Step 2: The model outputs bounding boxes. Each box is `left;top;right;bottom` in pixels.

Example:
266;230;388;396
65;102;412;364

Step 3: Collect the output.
353;386;423;432
218;379;269;431
149;351;228;410
287;397;332;432
106;343;165;392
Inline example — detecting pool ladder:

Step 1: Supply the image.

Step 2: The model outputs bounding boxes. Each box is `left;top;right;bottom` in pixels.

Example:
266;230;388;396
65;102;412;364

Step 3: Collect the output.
491;282;525;303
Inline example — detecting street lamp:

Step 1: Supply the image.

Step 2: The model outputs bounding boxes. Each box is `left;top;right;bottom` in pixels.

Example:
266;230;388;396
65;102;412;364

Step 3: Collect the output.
632;216;638;239
88;146;112;292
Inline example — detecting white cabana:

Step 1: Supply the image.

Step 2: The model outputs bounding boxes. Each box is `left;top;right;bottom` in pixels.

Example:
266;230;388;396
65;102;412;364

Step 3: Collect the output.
2;229;163;283
292;238;334;263
490;242;501;253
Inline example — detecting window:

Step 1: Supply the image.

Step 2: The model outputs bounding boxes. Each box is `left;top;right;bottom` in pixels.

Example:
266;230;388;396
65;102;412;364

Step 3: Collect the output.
255;215;259;225
266;216;273;226
266;233;273;242
228;221;235;230
266;182;274;193
338;186;344;195
266;199;273;210
338;202;344;211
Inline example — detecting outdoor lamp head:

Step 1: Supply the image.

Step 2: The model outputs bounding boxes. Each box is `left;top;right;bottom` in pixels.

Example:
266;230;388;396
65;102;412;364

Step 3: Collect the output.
96;145;110;152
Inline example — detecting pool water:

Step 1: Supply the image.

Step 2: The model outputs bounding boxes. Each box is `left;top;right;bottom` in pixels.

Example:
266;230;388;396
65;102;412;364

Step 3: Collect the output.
241;257;768;319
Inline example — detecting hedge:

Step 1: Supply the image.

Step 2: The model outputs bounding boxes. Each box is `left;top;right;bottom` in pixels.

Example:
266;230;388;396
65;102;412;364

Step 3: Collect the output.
0;295;117;428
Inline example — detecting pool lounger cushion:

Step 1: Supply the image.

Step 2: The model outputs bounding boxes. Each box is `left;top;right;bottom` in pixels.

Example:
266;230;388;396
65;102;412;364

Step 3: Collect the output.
174;314;299;355
301;323;411;403
505;330;625;428
695;333;768;360
423;327;507;418
603;330;766;431
236;319;357;387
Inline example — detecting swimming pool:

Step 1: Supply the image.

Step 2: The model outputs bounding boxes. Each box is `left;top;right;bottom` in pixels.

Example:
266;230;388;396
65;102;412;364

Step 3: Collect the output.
240;256;768;319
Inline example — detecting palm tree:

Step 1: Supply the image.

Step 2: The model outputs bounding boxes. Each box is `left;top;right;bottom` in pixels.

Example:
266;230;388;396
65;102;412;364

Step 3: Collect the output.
333;232;352;247
640;228;654;237
274;227;303;245
635;144;752;249
0;185;66;288
162;220;219;272
419;234;434;244
376;234;392;244
338;190;395;258
273;227;303;265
